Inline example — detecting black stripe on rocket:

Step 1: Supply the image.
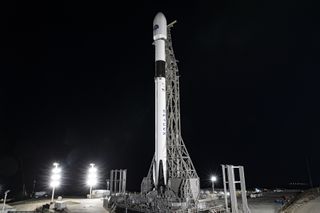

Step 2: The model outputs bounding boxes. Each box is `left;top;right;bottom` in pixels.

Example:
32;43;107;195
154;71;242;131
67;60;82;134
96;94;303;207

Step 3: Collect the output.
155;61;166;77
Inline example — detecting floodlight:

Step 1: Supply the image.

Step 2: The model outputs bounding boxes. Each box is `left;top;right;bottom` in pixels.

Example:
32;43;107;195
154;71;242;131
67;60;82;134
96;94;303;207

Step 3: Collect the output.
87;163;98;198
50;162;61;202
210;175;217;193
211;176;217;182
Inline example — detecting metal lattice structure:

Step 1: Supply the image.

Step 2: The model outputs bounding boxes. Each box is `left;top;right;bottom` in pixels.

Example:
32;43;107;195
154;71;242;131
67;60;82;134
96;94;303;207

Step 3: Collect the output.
146;24;199;201
165;25;198;180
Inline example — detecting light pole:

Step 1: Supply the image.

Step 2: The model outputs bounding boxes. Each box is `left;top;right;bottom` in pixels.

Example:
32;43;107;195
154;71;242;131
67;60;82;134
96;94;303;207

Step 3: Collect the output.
31;179;36;198
211;175;217;193
87;163;97;199
1;190;10;213
50;162;61;203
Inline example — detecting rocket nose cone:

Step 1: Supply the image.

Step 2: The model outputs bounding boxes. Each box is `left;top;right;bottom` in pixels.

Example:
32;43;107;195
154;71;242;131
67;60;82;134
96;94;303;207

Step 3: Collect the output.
153;12;166;25
153;12;167;40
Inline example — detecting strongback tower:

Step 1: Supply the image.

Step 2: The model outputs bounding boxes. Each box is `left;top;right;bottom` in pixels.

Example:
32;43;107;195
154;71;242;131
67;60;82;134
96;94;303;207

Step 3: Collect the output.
144;23;200;203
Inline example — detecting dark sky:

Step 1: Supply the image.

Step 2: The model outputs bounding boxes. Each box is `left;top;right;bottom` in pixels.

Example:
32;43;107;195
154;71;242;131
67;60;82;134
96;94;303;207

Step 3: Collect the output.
0;0;318;196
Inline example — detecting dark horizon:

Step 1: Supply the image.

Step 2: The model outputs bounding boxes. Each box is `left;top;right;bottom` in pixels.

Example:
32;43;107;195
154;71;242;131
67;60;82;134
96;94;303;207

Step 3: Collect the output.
0;0;318;198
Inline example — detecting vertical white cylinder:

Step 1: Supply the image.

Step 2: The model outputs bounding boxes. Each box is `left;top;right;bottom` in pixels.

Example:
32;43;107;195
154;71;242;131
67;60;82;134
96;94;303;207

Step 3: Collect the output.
153;12;167;189
155;77;167;186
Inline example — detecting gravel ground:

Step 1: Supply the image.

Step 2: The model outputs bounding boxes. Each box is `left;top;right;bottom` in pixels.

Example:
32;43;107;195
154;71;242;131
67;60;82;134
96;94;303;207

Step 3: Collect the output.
289;196;320;213
248;192;295;213
10;192;306;213
11;198;109;213
249;197;283;213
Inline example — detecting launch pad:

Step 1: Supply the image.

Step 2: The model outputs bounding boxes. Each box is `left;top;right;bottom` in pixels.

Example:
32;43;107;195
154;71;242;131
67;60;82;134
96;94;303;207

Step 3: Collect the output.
104;13;250;213
104;18;207;213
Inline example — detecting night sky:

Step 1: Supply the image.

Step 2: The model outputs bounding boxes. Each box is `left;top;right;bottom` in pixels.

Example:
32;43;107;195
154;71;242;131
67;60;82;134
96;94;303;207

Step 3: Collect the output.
0;0;318;197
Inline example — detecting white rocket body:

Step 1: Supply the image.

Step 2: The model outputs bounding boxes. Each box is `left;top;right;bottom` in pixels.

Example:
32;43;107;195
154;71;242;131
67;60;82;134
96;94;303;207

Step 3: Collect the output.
153;12;167;188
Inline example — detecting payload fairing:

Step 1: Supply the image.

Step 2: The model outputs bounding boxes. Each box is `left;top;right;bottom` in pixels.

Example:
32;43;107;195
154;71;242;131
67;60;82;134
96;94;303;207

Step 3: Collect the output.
153;12;167;189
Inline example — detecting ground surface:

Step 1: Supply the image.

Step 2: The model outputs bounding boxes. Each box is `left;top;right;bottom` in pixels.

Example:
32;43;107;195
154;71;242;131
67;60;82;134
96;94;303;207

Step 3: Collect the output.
289;196;320;213
11;191;317;213
247;192;295;213
248;197;282;213
11;198;109;213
